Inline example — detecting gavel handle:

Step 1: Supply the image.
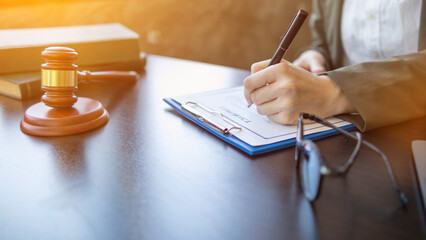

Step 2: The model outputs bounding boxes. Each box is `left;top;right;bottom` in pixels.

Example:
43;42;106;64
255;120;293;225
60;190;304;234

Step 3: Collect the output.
78;70;138;83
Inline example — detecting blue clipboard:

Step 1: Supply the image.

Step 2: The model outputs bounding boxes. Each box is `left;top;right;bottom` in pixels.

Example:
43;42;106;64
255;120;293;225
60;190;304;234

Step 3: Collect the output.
163;98;356;155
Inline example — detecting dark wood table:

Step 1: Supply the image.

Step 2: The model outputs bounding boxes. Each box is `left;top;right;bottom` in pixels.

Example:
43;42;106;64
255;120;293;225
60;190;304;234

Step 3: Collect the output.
0;55;425;240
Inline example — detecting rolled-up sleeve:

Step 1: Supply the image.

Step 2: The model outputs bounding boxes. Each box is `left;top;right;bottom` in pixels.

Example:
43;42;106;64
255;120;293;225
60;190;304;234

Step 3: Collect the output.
327;50;426;131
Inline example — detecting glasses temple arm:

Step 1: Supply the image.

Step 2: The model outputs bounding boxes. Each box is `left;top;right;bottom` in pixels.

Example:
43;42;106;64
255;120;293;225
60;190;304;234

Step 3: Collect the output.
302;113;408;206
361;140;408;206
302;113;356;140
333;132;363;174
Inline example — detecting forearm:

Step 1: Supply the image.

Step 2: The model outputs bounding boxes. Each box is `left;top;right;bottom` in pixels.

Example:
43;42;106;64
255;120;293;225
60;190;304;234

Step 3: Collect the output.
327;50;426;131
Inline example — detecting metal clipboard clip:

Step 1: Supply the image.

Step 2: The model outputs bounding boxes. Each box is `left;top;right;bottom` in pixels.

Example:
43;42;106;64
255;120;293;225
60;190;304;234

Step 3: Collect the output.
182;101;242;135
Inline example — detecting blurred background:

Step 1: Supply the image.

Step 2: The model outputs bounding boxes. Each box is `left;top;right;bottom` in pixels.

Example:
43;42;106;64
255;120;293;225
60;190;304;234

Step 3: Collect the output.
0;0;312;70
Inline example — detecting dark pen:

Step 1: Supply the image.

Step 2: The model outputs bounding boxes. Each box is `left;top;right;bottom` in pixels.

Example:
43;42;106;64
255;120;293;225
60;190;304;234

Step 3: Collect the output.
248;9;308;107
268;9;308;66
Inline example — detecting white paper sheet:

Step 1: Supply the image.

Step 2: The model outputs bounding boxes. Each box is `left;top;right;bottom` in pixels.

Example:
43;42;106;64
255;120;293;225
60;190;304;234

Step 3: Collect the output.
174;86;352;146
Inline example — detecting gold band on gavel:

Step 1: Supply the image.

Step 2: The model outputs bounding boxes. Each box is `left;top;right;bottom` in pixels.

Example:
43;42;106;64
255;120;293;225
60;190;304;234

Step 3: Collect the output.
41;69;77;87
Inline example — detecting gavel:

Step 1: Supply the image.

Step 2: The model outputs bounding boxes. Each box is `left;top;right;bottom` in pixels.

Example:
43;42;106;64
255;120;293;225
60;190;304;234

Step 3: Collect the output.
20;46;138;136
41;46;137;108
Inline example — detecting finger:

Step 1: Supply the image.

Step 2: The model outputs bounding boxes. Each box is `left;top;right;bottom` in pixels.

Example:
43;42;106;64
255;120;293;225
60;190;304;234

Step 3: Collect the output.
293;50;326;74
293;59;311;72
293;55;306;67
251;60;269;74
250;82;278;105
251;59;288;74
243;66;279;105
306;56;325;74
256;91;299;116
255;98;281;116
309;61;325;74
267;111;299;125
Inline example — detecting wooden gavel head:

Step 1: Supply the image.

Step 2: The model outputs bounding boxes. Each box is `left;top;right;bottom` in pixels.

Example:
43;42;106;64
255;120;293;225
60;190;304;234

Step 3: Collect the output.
21;46;139;136
41;46;79;108
40;46;138;109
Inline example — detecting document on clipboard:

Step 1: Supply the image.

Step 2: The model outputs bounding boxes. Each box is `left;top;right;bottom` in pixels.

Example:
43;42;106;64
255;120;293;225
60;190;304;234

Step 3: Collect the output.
164;86;355;155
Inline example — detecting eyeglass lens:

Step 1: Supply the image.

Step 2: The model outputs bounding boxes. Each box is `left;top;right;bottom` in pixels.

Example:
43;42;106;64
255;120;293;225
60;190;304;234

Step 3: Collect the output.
299;144;322;201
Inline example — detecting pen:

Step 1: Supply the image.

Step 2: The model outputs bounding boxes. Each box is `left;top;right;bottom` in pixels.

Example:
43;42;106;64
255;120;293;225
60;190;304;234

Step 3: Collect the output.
268;9;308;66
248;9;308;107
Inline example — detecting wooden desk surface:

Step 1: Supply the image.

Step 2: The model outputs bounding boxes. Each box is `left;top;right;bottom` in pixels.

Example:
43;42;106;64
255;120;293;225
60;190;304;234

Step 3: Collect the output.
0;55;425;240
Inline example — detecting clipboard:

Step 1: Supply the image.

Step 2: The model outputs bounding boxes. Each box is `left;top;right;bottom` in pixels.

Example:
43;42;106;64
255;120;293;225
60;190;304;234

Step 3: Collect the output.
163;87;356;155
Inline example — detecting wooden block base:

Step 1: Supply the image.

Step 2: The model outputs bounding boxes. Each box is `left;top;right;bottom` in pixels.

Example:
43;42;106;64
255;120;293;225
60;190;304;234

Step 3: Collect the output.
21;97;109;136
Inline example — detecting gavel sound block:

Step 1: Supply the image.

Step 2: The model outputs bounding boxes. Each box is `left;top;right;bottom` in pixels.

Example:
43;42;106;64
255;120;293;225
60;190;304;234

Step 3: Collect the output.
20;46;138;136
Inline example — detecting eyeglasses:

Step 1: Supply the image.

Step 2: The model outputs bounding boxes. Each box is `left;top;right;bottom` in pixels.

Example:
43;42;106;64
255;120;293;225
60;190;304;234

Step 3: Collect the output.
295;113;408;206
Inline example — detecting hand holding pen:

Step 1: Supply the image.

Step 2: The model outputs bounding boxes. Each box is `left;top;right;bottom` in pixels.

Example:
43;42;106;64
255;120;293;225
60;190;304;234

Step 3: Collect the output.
243;10;356;125
245;9;308;108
